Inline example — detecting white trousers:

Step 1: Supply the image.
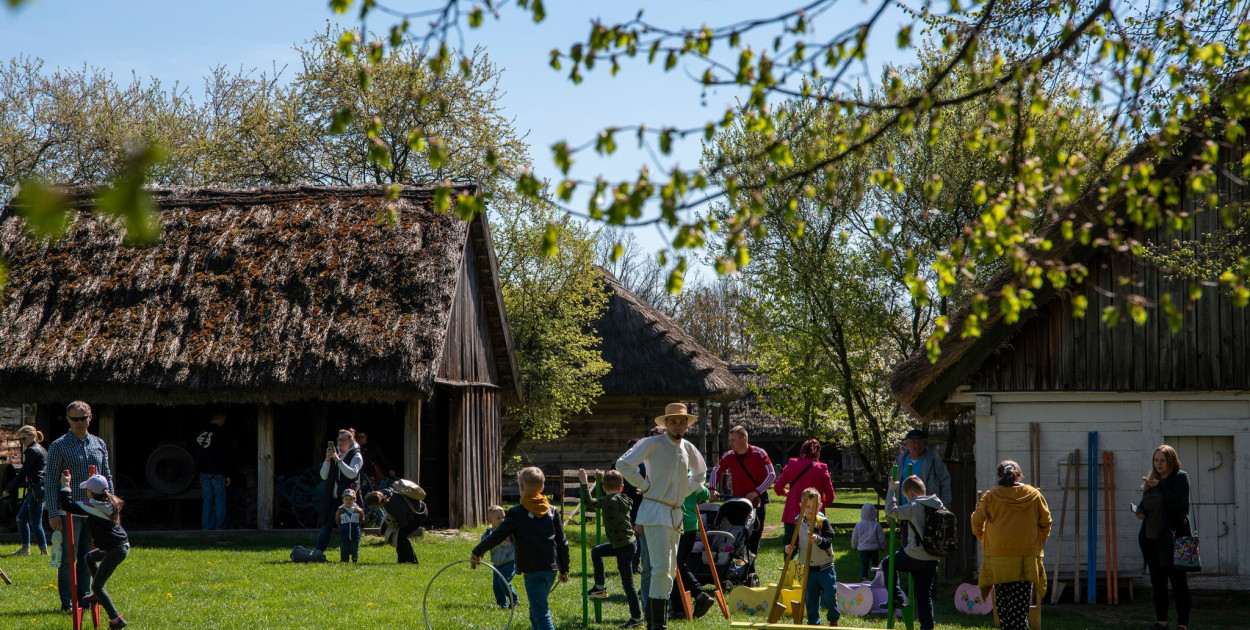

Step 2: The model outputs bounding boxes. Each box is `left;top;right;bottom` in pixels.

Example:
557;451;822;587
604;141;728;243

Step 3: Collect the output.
643;522;682;599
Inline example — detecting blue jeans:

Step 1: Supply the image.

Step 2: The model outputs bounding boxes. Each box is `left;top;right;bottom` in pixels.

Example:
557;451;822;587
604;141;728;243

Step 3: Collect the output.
87;543;129;620
806;565;840;625
892;550;938;630
200;473;227;530
57;516;92;609
523;571;557;630
593;542;641;620
339;523;360;562
491;560;518;608
638;533;651;608
17;495;48;551
859;549;880;580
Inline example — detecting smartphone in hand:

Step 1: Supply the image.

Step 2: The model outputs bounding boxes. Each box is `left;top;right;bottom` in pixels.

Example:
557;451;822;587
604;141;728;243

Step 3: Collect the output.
1130;502;1140;514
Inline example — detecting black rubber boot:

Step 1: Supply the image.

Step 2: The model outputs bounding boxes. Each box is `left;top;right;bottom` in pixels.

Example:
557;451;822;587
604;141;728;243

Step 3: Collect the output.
692;591;714;619
648;598;668;630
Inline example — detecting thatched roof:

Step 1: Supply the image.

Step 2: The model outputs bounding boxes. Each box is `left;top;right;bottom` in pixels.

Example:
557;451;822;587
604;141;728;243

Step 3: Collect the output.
0;184;520;405
723;363;806;439
596;268;746;401
889;86;1241;419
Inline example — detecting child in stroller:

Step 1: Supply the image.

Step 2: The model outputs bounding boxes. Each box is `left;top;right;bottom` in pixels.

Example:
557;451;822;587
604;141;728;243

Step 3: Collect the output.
689;497;761;589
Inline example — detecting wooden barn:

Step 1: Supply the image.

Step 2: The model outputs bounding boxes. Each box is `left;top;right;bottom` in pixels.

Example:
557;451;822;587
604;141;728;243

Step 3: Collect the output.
508;268;746;474
0;185;520;529
890;117;1250;588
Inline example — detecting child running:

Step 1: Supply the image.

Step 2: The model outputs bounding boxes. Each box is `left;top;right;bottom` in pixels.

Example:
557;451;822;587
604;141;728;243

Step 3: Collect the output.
785;487;839;627
886;475;944;630
336;488;364;563
472;467;570;630
59;472;129;629
580;469;643;628
851;502;886;581
481;505;519;609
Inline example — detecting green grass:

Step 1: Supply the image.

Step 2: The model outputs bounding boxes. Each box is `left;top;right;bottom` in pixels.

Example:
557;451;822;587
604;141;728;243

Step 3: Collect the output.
0;494;1238;629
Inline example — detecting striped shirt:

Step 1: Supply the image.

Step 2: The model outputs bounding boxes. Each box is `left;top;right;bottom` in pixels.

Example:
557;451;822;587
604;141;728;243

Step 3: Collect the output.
45;431;113;516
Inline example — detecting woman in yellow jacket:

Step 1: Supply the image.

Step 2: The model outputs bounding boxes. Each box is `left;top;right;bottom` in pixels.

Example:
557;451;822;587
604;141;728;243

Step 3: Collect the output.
971;460;1052;630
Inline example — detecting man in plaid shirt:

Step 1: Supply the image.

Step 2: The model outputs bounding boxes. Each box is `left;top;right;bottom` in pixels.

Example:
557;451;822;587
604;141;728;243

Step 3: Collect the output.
45;401;113;612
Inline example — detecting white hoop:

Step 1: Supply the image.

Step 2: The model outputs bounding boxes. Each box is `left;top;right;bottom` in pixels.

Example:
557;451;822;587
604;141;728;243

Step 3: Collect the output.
423;560;516;630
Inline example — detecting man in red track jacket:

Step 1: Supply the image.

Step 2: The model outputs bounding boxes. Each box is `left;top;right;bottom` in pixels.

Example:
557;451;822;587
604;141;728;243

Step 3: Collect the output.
710;425;775;555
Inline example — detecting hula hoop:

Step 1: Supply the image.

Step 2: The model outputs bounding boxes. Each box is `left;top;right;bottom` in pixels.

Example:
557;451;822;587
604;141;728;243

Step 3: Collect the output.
423;560;515;630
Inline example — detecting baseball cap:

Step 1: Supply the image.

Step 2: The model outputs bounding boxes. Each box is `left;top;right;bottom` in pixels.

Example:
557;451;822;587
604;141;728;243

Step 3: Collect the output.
78;474;110;494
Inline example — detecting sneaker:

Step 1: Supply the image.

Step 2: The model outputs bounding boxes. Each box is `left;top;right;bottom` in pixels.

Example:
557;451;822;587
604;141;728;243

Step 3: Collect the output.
693;592;714;619
588;585;608;599
620;618;644;629
8;548;29;556
108;616;127;629
40;549;49;556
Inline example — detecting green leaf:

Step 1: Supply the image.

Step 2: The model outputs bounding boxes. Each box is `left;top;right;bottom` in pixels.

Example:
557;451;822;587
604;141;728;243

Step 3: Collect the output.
897;26;912;49
427;137;447;169
12;180;71;239
542;222;559;256
329;0;353;15
329;108;353;135
95;144;165;245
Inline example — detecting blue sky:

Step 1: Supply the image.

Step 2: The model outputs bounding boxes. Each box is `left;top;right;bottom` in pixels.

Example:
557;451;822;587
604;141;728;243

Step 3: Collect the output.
1;0;916;259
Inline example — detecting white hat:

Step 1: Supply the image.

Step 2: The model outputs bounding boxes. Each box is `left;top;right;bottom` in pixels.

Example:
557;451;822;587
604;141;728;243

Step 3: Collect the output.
78;474;110;494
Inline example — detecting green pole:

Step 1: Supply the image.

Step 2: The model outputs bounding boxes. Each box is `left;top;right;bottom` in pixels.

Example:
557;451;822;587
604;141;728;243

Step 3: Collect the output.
581;479;589;628
886;464;899;629
594;472;604;623
902;462;915;630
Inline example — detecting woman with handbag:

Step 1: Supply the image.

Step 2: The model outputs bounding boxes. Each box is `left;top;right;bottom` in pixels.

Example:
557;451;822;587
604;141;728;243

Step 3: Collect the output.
773;439;836;543
970;460;1051;630
1137;444;1193;630
2;425;49;556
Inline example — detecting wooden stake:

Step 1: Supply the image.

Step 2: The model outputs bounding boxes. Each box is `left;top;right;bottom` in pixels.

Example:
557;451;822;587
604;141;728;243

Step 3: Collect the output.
696;512;731;619
1050;450;1075;604
1074;447;1081;604
768;499;807;624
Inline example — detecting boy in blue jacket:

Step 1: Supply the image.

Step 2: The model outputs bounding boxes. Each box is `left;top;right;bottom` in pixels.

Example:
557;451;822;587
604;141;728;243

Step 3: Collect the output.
472;467;570;630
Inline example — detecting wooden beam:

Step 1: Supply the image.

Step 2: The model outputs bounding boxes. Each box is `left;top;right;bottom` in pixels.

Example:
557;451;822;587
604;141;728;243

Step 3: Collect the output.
97;405;116;472
404;399;422;484
256;405;274;530
698;399;708;464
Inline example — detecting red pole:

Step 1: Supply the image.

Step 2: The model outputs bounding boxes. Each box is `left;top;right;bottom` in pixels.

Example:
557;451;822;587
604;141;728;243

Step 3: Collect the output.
64;470;82;630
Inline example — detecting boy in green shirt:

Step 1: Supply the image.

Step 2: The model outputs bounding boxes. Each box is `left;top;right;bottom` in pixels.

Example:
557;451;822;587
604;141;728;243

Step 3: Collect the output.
580;469;643;628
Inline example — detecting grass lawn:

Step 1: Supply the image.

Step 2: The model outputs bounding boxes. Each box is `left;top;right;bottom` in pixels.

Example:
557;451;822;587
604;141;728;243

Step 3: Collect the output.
0;492;1239;629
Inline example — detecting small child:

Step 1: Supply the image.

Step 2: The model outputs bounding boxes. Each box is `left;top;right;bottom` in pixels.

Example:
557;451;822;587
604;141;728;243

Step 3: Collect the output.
59;472;129;630
482;504;519;609
336;488;364;562
851;502;886;581
472;467;570;630
580;469;643;628
886;475;944;630
784;487;839;627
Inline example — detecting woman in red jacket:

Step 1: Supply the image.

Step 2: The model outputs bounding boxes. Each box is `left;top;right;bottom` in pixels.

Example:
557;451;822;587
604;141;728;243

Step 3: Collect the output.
774;439;836;543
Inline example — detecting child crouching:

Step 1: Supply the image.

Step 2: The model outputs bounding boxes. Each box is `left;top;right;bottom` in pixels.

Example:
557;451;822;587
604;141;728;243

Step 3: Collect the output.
785;487;839;626
59;472;129;629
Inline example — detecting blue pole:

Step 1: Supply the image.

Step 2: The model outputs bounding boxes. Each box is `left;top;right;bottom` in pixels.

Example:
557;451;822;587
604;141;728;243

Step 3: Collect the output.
1087;431;1098;603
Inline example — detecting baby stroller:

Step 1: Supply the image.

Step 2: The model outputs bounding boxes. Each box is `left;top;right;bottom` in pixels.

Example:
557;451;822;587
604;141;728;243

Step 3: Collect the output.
689;497;761;589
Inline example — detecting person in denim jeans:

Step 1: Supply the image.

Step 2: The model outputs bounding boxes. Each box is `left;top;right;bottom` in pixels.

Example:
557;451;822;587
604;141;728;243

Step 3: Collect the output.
59;473;130;629
481;505;518;608
46;401;113;613
3;425;48;556
472;467;570;630
193;411;230;530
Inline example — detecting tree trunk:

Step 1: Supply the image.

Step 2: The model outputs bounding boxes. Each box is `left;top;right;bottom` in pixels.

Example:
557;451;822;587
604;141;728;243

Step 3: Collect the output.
501;427;526;464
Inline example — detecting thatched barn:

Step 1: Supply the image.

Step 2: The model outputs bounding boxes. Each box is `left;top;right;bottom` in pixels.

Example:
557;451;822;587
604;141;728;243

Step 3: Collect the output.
508;268;746;475
0;185;520;529
889;108;1250;586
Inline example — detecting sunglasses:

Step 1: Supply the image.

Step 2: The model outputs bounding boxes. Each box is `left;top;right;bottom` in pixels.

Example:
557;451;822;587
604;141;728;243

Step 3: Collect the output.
68;415;91;422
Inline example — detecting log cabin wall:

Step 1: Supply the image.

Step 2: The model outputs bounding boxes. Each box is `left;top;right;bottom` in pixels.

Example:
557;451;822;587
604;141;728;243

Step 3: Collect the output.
447;386;502;528
969;138;1250;393
507;397;680;474
438;236;501;385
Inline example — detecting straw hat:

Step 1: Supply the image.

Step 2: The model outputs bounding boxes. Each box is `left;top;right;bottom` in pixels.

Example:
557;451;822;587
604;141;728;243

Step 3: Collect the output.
654;402;698;427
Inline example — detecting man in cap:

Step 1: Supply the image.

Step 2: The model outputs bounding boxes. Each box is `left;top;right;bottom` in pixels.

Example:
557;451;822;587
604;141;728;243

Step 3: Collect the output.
893;428;951;505
45;401;114;612
616;403;708;630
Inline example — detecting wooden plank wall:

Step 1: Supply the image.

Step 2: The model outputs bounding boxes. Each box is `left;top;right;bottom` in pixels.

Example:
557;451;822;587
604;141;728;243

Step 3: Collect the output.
256;405;274;530
438;237;500;385
505;397;678;475
448;386;501;528
970;137;1250;393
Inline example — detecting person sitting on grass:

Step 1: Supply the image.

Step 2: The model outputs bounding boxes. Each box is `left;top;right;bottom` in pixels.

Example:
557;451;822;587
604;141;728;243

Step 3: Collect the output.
886;475;944;630
59;472;129;630
785;487;840;627
336;488;364;563
472;467;570;630
481;505;519;610
670;474;714;620
580;468;643;629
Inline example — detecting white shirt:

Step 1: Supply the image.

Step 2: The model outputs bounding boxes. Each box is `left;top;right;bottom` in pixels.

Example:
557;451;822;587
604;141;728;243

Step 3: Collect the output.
616;434;706;530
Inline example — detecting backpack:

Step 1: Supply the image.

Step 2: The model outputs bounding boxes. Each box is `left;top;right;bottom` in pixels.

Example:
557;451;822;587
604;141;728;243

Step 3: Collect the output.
392;478;427;501
908;504;959;557
290;545;326;563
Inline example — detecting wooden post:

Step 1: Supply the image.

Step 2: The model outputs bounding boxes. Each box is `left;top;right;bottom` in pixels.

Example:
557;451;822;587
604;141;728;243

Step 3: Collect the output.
698;399;709;464
97;405;116;472
256;405;274;530
404;399;422;484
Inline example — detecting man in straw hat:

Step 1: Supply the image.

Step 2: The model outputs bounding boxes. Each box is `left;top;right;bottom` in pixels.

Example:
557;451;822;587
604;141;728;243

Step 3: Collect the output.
616;403;708;630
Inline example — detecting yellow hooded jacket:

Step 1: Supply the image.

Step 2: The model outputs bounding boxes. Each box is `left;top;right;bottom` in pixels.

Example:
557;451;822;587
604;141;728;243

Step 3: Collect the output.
971;484;1052;592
